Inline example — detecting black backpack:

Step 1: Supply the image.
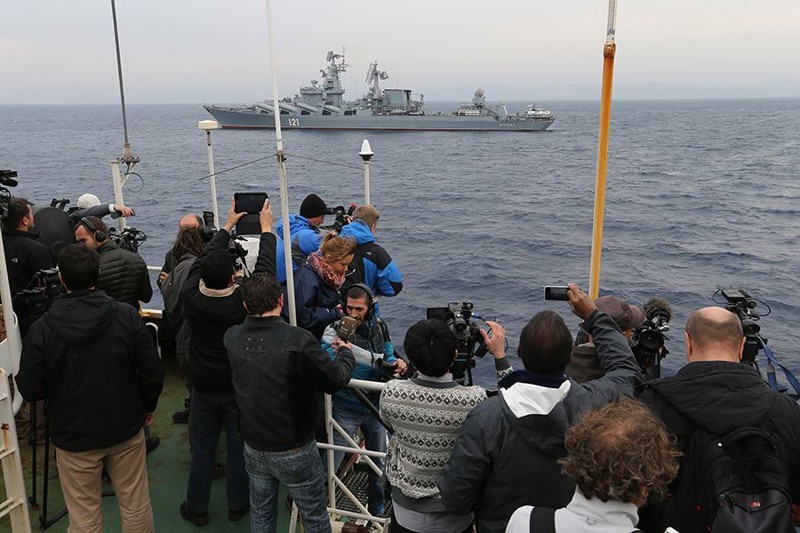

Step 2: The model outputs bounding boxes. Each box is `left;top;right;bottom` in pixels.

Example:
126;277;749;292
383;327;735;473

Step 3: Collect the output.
528;506;641;532
670;425;793;533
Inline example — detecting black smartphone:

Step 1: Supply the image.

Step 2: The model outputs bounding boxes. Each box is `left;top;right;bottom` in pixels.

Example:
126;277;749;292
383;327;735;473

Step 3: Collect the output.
234;192;268;214
544;286;569;301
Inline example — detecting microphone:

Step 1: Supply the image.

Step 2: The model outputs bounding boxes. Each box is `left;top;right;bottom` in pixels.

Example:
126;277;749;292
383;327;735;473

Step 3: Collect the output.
644;297;672;330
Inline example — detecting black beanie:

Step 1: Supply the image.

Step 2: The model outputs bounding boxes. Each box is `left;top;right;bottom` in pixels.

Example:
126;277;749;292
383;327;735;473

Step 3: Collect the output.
300;194;327;218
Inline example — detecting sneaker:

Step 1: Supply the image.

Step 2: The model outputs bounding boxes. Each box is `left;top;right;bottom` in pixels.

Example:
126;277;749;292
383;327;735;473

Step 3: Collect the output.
229;504;249;522
180;501;209;526
172;408;190;424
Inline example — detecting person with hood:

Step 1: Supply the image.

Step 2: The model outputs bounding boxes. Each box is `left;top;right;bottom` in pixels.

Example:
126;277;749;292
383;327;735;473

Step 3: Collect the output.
16;243;164;533
437;283;641;533
67;192;135;224
288;233;356;340
274;193;327;284
380;318;510;533
340;205;403;299
636;306;800;533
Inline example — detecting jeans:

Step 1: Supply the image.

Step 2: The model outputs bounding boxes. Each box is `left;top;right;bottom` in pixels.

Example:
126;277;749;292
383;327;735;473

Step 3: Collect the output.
186;389;249;513
332;401;387;516
245;440;330;533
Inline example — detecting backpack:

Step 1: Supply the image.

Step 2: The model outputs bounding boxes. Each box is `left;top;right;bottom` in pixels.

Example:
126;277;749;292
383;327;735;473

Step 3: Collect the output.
528;506;641;533
671;425;793;533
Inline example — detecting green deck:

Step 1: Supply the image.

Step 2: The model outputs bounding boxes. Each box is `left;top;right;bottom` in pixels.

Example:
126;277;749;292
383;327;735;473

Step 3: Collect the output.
3;355;291;532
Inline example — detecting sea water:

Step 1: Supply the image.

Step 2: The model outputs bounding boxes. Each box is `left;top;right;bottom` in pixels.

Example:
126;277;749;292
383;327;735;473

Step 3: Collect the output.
1;98;799;387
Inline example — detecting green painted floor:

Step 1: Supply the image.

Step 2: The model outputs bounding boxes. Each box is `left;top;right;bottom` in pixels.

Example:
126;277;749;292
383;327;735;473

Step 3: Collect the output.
3;354;291;532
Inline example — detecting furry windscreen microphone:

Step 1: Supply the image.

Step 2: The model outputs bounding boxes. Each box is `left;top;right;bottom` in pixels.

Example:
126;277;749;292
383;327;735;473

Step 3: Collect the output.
644;297;673;322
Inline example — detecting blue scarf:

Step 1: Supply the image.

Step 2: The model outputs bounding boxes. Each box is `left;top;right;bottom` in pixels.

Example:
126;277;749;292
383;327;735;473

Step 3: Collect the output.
498;369;568;390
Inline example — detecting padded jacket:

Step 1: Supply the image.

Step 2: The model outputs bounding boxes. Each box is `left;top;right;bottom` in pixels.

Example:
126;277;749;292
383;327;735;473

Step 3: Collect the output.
96;240;152;308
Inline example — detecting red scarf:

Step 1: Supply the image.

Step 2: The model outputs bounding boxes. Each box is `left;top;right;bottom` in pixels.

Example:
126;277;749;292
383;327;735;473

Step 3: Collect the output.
307;252;345;289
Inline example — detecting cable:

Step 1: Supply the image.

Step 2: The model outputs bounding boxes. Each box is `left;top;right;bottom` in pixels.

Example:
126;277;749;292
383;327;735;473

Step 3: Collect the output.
198;152;364;181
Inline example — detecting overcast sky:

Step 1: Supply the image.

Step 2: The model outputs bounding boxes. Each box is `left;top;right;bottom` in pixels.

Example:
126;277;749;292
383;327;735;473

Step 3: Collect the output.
2;0;799;104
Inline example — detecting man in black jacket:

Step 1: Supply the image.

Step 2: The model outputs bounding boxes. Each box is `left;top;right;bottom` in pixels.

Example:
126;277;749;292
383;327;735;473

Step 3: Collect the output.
225;271;355;533
637;306;800;533
437;284;642;533
74;216;152;309
16;244;164;533
1;197;54;300
179;199;274;527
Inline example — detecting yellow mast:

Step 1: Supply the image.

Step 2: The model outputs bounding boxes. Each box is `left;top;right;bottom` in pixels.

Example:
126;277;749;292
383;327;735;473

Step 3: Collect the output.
589;0;619;300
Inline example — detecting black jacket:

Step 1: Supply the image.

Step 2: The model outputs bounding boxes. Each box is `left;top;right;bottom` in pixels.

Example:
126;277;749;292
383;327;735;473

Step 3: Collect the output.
2;229;54;296
96;240;152;308
224;315;355;451
183;228;276;395
437;310;642;533
16;290;164;452
286;261;343;340
637;361;800;533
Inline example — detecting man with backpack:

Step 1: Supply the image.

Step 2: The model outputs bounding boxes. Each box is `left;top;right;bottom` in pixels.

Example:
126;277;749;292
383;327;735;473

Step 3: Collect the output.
638;306;800;533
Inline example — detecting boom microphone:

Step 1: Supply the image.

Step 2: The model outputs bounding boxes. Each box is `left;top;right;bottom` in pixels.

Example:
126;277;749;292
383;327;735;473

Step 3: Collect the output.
644;297;672;322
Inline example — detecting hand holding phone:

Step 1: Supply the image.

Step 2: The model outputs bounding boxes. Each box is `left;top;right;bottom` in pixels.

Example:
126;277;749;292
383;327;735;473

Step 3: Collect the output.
544;286;569;301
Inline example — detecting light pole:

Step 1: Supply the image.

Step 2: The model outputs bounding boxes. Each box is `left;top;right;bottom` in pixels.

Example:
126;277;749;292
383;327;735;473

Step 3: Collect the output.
359;139;374;205
198;120;221;229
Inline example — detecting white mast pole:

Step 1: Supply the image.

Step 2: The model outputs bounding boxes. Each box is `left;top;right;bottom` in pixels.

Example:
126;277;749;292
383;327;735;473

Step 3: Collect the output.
265;0;296;326
359;139;374;204
198;120;221;229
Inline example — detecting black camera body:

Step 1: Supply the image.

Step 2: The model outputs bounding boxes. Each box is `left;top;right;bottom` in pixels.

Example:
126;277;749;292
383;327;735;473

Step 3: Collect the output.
427;301;487;382
108;226;147;254
12;268;64;320
632;317;670;372
720;287;763;364
323;204;356;233
0;169;18;217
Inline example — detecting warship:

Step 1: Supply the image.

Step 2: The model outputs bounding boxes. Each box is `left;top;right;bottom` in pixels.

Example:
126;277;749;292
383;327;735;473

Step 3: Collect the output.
204;51;555;132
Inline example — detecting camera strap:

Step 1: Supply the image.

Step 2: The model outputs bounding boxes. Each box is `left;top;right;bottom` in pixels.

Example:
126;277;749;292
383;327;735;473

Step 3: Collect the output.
761;343;800;396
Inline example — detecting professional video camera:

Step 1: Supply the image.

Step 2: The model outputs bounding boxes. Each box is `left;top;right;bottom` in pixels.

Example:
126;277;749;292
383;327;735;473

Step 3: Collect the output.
322;204;356;233
631;297;672;372
717;287;768;365
0;170;19;217
108;226;147;254
427;301;489;383
12;268;64;321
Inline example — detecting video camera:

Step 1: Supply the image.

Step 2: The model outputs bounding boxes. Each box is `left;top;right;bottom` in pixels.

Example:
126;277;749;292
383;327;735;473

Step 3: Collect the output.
719;287;767;364
323;204;356;233
12;268;64;320
108;226;147;254
0;170;18;217
631;297;672;373
427;301;488;383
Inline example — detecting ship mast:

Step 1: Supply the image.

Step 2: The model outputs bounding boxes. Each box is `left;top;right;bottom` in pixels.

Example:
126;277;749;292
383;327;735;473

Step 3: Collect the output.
588;0;618;300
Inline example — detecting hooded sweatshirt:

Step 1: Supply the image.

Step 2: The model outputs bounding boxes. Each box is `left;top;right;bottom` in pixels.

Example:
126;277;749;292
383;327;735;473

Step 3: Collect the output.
16;289;164;452
274;214;321;283
340;219;403;297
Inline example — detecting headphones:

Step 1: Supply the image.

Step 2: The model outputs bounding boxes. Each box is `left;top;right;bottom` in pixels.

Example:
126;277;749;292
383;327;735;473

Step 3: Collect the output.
341;283;375;314
79;217;107;242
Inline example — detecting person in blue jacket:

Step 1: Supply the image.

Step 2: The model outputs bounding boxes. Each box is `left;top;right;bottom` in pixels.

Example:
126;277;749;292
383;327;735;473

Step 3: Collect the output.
340;205;403;299
274;193;327;284
321;283;407;517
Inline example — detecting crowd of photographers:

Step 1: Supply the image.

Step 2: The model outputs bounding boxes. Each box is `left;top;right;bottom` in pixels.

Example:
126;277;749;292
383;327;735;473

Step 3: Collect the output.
3;187;800;533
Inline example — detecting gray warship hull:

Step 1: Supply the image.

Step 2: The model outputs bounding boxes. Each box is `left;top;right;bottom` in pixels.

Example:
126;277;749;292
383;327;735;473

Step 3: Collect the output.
204;106;554;132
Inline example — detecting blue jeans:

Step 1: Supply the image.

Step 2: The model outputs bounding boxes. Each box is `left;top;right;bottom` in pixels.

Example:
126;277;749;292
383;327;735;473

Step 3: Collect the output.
245;440;331;533
332;401;387;516
186;389;249;513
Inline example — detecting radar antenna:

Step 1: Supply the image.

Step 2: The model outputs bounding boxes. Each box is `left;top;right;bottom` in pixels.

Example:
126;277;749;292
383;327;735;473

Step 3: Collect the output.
365;61;389;94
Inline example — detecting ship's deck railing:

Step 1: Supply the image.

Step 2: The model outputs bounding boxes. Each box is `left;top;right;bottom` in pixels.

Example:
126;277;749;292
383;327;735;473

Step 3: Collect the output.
316;379;389;531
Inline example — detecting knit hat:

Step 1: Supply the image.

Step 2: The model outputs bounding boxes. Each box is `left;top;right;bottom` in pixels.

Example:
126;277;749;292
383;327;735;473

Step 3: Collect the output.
77;193;101;209
299;194;327;218
595;296;645;332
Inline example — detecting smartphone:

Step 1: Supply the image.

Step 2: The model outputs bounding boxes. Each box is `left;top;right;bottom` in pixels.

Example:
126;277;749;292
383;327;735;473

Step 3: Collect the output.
544;286;569;301
234;192;268;214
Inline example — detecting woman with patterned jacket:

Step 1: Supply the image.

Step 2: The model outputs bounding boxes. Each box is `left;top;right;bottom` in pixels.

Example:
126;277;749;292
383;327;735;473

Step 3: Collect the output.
379;319;511;533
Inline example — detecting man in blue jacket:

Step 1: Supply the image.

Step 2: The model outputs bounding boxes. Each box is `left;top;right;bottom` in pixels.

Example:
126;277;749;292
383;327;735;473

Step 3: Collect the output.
321;283;407;516
274;193;327;284
340;205;403;299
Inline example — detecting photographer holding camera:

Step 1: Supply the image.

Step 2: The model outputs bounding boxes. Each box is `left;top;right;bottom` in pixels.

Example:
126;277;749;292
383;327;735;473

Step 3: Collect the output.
437;284;641;533
321;283;407;517
274;193;328;284
1;197;55;302
379;317;509;532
